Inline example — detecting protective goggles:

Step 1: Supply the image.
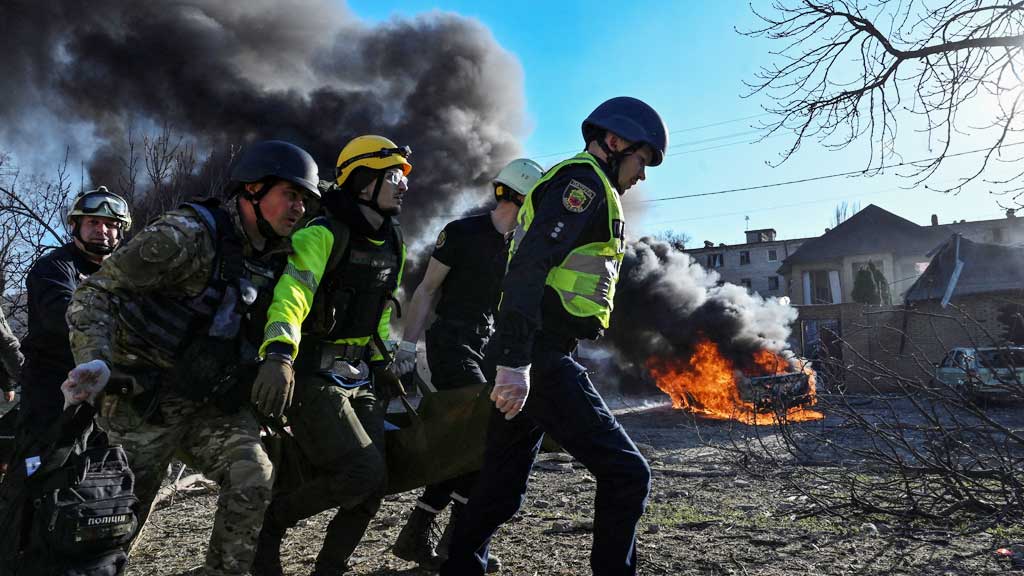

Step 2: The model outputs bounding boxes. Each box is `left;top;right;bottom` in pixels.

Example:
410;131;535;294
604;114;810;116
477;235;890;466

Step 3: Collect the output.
495;184;525;207
336;145;412;176
77;192;130;218
382;168;408;187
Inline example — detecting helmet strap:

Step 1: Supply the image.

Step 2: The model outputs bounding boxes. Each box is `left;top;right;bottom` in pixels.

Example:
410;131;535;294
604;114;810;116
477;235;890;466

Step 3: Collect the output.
356;173;396;217
596;136;642;194
71;217;119;256
246;181;282;241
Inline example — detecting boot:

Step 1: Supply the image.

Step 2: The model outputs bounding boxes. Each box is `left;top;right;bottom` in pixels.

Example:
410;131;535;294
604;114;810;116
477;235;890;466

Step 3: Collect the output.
392;506;441;565
435;508;501;574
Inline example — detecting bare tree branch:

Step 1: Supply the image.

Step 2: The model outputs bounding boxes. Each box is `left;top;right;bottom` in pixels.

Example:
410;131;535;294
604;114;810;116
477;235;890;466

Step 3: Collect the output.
744;1;1024;196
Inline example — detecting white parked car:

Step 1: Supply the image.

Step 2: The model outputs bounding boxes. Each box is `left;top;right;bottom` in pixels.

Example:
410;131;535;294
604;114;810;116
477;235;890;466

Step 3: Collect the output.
934;346;1024;399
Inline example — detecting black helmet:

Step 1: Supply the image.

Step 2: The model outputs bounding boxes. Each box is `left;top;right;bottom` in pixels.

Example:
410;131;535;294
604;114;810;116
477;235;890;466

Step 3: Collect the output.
230;140;321;199
582;97;668;167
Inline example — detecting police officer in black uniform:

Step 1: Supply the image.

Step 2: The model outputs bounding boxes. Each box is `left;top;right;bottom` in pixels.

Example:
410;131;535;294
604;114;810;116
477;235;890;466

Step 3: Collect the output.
440;97;669;576
391;159;543;571
19;187;131;434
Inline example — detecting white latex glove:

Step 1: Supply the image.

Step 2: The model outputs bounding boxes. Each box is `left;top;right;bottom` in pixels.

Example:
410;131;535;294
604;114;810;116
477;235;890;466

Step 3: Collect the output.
61;360;111;409
491;365;531;420
390;341;418;377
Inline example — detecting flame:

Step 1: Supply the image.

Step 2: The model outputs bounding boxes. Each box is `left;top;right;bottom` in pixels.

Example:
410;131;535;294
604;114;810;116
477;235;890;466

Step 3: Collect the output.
647;338;824;425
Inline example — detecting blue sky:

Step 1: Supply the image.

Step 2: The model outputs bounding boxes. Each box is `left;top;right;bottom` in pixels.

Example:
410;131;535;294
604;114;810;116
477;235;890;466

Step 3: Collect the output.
348;0;1015;246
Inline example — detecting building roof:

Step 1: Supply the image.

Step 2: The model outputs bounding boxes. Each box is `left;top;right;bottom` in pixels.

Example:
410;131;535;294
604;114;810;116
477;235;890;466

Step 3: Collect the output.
778;204;948;273
905;234;1024;302
684;236;811;254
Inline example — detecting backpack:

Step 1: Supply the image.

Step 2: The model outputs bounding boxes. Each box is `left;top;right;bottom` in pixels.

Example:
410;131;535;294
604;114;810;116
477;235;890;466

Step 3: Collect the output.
0;403;140;576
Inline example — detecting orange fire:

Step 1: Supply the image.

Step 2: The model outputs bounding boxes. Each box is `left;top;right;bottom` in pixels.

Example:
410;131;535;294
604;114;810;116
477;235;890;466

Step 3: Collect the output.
647;338;824;425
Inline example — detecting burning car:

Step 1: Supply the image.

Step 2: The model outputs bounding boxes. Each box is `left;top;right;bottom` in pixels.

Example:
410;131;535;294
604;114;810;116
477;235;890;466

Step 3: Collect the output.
648;338;822;425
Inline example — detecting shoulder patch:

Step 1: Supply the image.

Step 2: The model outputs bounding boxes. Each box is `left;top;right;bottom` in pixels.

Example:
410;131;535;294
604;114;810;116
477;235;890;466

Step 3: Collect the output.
435;229;447;249
562;179;596;213
136;229;184;264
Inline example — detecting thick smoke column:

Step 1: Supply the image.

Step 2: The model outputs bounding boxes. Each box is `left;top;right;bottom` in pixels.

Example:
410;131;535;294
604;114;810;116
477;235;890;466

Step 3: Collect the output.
0;0;525;245
606;237;797;378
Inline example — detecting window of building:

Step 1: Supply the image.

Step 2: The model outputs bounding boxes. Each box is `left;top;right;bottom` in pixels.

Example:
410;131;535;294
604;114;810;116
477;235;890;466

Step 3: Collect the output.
740;278;752;289
767;276;780;290
992;227;1006;243
806;270;839;304
706;253;724;268
739;251;751;265
767;249;778;262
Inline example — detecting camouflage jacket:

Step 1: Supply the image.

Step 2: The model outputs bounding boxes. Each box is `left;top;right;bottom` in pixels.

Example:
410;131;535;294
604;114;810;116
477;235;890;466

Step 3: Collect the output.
0;302;23;389
68;199;291;371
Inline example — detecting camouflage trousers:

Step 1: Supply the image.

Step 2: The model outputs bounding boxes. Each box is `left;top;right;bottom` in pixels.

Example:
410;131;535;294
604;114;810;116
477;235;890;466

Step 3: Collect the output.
100;390;274;576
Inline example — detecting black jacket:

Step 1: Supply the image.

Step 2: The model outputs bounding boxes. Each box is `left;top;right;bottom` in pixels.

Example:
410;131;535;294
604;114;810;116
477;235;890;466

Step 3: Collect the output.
495;157;619;366
19;243;99;431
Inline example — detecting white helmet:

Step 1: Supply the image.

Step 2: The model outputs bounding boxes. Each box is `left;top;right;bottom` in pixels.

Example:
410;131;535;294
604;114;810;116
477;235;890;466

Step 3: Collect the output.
493;158;543;202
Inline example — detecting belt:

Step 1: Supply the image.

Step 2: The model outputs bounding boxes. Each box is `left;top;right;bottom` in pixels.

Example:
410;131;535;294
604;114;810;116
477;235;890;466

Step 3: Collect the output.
297;341;368;372
434;316;494;337
535;331;578;355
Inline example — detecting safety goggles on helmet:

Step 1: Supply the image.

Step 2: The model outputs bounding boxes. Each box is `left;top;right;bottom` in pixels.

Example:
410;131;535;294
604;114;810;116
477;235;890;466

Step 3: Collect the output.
77;192;130;219
335;146;412;179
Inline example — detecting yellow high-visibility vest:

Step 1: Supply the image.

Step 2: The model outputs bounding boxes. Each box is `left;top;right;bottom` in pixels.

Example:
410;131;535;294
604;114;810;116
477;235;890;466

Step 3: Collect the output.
508;152;624;328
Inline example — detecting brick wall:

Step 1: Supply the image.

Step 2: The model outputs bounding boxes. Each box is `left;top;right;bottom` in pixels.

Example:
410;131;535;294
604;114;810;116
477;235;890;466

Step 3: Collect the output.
794;290;1024;392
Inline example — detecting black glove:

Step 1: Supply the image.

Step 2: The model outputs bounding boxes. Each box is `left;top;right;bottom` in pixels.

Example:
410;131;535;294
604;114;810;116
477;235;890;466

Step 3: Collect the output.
372;363;406;399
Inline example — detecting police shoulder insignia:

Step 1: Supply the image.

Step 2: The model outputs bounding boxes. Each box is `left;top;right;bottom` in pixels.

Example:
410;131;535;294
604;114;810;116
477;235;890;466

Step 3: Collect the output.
562;179;596;213
435;229;447;249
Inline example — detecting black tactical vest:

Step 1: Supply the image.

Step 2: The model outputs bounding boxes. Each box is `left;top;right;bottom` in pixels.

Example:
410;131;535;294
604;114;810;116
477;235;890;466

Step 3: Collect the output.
302;216;403;343
117;201;286;400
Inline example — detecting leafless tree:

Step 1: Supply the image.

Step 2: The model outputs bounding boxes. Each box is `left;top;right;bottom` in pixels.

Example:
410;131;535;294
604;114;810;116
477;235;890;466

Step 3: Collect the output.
719;299;1024;532
653;229;692;251
0;151;74;325
831;200;861;227
744;1;1024;197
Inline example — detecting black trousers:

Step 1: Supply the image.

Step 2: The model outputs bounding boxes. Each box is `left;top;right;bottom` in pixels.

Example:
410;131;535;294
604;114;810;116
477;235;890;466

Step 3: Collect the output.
440;336;651;576
419;322;492;510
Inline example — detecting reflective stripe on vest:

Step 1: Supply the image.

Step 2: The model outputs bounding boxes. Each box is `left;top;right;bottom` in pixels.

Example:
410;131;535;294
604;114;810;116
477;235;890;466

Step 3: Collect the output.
508;152;624;328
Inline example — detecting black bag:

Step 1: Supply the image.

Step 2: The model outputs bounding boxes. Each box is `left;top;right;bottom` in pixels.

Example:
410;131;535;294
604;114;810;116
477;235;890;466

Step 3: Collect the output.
0;403;140;576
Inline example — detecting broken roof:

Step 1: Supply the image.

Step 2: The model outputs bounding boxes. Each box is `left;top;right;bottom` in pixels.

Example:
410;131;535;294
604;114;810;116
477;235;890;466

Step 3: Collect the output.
905;234;1024;303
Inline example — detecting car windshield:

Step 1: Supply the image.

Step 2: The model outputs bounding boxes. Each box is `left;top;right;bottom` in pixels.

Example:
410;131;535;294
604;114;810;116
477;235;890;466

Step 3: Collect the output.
976;349;1024;369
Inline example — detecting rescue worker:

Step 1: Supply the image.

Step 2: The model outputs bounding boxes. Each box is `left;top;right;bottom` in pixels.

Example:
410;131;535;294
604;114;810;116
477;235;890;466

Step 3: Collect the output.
391;158;544;571
18;187;130;428
252;135;411;576
440;97;669;576
61;140;321;576
0;294;23;403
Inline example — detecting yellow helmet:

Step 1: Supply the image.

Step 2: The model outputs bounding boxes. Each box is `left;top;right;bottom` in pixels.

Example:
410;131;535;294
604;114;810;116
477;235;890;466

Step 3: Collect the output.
335;135;412;187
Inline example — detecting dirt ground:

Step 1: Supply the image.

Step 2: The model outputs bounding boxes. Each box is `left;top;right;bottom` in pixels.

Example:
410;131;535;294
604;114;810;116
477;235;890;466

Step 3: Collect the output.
120;393;1024;576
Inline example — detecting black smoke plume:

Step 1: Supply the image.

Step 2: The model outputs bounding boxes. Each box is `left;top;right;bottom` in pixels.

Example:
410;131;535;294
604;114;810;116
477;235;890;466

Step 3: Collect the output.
0;0;525;246
604;238;797;391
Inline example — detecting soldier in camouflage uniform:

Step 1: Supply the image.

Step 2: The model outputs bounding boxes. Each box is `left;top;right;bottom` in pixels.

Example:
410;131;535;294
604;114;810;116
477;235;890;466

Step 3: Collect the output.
61;141;321;576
